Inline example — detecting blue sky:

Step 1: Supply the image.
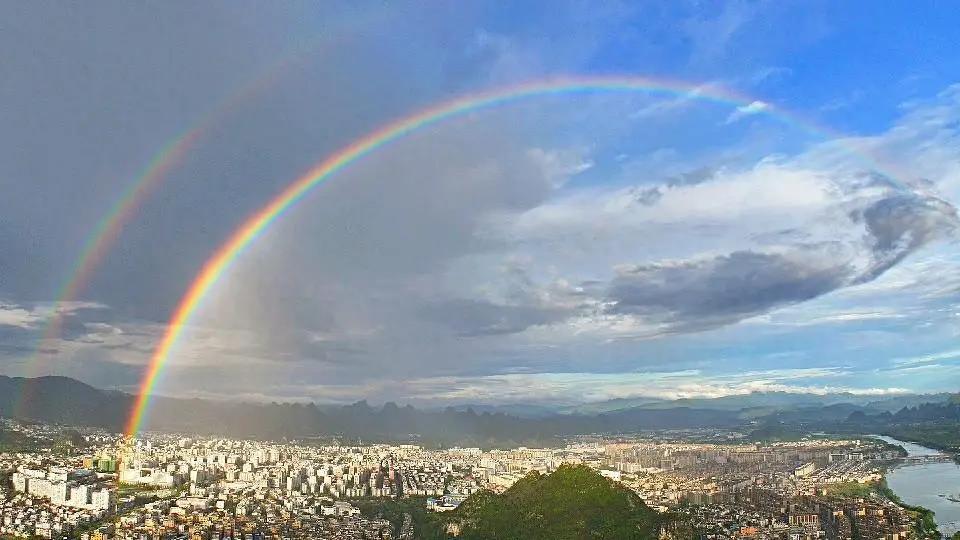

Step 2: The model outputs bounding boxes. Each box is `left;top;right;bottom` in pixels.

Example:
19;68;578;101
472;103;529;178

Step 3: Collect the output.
1;1;959;405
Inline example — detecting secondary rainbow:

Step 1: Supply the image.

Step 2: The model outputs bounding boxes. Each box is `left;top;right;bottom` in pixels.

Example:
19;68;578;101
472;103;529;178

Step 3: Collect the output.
12;27;372;418
13;86;263;419
124;75;910;437
24;16;397;379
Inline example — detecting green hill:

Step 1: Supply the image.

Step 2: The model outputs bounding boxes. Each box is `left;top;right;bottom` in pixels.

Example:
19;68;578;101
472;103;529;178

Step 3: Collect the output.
0;428;44;452
432;464;663;539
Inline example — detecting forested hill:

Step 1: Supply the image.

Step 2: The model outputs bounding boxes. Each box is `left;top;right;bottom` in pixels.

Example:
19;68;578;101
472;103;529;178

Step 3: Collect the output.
425;464;665;539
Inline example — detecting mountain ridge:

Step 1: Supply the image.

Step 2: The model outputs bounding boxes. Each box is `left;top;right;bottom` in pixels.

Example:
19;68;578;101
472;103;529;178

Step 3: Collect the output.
0;375;953;448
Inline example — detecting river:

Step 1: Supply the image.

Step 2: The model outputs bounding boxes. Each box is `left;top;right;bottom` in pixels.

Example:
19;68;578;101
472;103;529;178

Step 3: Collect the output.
872;435;960;536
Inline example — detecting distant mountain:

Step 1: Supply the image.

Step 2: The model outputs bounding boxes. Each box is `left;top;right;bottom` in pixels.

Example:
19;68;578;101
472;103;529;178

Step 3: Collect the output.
0;376;742;444
558;396;667;415
749;399;960;452
861;393;954;411
425;464;663;539
443;391;934;417
558;391;950;415
0;375;131;427
441;403;560;419
0;375;953;448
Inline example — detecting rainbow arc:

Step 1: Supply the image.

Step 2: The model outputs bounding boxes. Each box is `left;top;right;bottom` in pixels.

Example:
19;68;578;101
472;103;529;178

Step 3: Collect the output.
123;75;910;437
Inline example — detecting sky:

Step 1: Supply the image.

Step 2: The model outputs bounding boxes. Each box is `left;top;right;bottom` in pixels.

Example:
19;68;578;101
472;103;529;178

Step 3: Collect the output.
1;1;960;407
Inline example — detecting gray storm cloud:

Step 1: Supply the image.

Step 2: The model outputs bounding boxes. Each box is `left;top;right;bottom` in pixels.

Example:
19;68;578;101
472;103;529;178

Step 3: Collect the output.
604;191;958;332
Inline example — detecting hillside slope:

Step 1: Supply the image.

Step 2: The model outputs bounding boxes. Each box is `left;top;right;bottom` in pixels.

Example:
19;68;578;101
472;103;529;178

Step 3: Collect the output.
433;464;662;539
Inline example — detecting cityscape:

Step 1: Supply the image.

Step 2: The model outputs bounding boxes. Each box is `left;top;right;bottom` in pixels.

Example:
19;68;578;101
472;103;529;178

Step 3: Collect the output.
3;1;960;539
0;416;957;539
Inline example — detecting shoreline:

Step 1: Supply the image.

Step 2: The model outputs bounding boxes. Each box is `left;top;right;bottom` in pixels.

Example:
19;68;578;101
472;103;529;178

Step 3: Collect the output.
871;434;960;539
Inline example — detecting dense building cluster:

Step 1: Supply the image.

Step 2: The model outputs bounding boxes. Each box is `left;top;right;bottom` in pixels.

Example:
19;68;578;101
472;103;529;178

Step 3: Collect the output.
602;439;897;508
604;438;923;539
680;488;915;539
0;421;941;539
11;468;115;511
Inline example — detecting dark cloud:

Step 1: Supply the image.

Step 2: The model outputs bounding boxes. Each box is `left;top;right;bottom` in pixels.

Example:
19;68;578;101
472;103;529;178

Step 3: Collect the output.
623;167;719;207
630;186;663;206
419;298;569;337
607;247;852;329
419;186;960;341
664;166;717;187
0;320;48;365
854;193;958;281
604;190;958;333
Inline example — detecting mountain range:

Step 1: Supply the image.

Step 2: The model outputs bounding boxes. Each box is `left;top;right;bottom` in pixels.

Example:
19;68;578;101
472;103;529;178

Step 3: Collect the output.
447;392;950;418
0;375;953;447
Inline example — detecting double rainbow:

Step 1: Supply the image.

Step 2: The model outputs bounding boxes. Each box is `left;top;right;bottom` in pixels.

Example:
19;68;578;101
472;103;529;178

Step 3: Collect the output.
12;23;379;418
124;75;905;437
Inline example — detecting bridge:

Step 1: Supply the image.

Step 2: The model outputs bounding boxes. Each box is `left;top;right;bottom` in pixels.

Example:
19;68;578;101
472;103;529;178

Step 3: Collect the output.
898;454;955;465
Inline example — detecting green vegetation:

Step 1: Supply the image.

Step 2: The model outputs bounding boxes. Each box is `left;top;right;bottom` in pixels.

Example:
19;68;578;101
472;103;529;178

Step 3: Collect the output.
884;425;960;458
842;400;960;459
67;484;187;540
824;481;876;499
117;482;186;508
894;499;939;540
424;464;663;539
868;481;941;539
747;423;809;442
51;429;89;456
0;429;45;453
906;505;940;540
354;466;672;539
353;496;434;534
117;482;167;496
0;427;91;456
818;479;943;539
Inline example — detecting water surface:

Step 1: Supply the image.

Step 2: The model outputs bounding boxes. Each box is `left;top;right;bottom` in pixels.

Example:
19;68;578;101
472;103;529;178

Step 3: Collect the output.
873;435;960;536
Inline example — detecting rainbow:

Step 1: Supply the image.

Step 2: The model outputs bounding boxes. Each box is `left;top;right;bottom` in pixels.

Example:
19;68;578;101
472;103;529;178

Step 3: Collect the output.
12;28;361;418
12;131;207;420
14;101;266;419
124;75;908;437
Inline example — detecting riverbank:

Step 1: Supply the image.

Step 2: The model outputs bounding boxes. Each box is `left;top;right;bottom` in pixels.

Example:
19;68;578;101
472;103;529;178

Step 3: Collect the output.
875;480;941;539
880;428;960;464
873;435;960;537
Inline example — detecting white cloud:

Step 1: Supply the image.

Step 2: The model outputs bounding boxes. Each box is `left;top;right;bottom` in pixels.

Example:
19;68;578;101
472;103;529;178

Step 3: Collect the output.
628;83;718;120
161;366;912;405
749;307;907;327
725;100;770;124
0;300;108;330
525;147;594;187
890;348;960;367
0;303;42;329
330;368;907;405
9;69;960;405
